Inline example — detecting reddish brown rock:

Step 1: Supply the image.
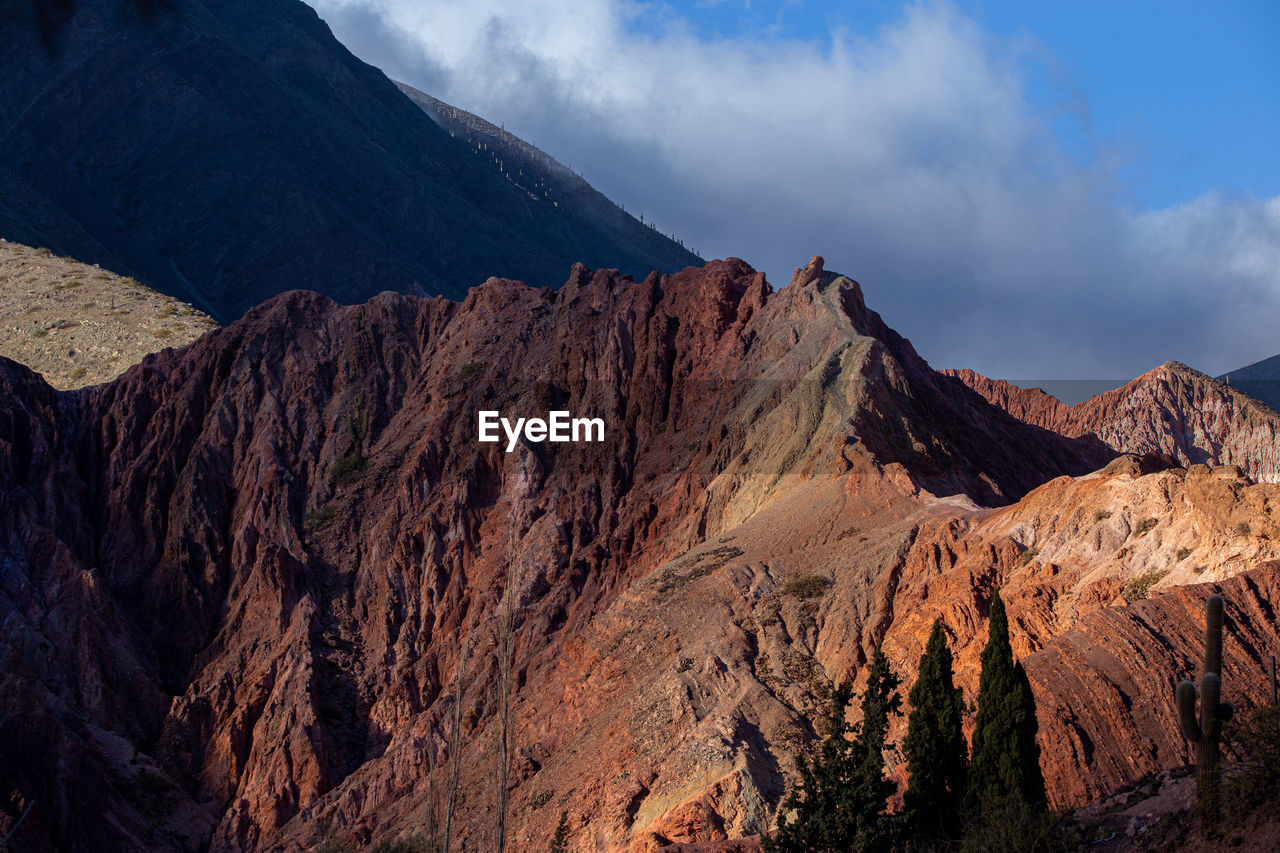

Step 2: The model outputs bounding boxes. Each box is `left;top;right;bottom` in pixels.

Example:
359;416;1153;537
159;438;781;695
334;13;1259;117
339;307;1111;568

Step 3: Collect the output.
945;363;1280;483
1;258;1276;852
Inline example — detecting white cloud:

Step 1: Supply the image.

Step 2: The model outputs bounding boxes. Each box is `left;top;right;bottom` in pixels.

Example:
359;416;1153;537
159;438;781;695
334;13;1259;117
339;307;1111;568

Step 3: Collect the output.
313;0;1280;380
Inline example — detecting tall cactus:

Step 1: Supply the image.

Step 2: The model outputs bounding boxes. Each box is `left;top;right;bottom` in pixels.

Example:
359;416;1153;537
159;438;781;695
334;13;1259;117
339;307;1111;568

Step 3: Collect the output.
1175;594;1234;833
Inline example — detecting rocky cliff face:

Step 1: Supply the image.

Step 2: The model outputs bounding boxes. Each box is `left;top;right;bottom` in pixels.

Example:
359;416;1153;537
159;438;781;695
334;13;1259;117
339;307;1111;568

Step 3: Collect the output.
0;258;1275;852
0;0;700;322
946;363;1280;484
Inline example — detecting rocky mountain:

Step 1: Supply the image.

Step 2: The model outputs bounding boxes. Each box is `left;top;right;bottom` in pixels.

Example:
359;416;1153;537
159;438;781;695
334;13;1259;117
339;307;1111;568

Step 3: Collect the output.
1220;353;1280;416
0;237;216;388
1;257;1276;852
945;363;1280;484
0;0;700;323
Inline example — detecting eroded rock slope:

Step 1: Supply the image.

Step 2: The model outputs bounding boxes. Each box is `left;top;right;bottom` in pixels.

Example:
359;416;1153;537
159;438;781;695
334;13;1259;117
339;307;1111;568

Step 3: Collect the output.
1;258;1275;852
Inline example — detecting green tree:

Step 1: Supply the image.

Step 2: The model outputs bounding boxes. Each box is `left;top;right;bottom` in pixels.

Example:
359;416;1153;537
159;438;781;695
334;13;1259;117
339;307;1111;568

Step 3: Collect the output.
965;591;1046;825
549;811;571;853
845;647;902;851
765;648;901;853
903;618;968;843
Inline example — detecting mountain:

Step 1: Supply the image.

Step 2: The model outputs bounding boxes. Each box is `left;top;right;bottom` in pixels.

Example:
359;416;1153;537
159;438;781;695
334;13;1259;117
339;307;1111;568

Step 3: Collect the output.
397;82;700;264
1219;353;1280;415
0;0;700;323
0;237;216;388
3;255;1278;851
945;362;1280;484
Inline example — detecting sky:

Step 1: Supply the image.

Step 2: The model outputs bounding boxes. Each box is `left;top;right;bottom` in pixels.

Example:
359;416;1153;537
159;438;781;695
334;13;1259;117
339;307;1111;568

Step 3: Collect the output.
309;0;1280;383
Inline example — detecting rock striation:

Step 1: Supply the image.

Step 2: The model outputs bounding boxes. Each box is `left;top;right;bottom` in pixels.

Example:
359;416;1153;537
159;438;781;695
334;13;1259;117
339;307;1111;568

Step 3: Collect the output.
0;257;1276;851
945;363;1280;484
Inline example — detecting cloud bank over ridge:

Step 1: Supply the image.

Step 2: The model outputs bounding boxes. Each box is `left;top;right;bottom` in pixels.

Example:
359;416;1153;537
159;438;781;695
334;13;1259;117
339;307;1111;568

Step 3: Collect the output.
312;0;1280;381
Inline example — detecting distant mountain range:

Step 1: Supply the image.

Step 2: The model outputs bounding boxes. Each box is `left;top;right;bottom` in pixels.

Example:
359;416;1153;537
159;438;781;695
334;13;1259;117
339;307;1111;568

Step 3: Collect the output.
1220;352;1280;414
0;0;700;322
947;361;1280;484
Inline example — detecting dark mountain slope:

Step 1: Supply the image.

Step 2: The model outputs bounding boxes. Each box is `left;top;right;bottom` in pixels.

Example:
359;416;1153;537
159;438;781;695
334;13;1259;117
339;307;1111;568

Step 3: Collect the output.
0;0;701;322
1220;352;1280;415
397;82;700;265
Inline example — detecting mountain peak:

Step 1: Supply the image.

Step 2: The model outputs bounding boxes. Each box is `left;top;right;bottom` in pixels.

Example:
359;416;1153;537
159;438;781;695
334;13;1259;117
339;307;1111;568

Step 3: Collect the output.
949;360;1280;483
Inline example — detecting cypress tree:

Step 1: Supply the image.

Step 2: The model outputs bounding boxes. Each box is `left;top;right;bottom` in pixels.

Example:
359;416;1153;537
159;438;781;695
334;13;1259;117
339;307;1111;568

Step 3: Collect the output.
765;680;856;852
965;591;1046;823
843;647;902;852
765;649;901;853
903;618;968;842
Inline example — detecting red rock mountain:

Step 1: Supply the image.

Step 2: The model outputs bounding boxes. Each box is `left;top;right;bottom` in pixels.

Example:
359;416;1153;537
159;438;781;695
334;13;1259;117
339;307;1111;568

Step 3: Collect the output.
1;258;1276;852
945;364;1280;483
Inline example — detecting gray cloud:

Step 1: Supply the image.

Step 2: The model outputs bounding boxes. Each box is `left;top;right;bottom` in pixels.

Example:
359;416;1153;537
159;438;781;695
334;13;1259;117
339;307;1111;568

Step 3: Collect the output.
313;0;1280;381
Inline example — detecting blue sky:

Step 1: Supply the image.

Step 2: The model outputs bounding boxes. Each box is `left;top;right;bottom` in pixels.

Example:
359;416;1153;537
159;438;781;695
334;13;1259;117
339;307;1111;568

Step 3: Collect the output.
645;0;1280;208
313;0;1280;384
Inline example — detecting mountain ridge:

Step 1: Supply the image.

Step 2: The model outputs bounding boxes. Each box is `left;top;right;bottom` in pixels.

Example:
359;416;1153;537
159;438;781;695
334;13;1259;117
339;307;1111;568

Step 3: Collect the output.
944;362;1280;484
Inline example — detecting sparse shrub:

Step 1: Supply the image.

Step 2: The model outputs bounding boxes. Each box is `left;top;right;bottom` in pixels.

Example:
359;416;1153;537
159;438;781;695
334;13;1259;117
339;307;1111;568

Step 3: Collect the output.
782;573;832;600
304;505;337;531
1020;547;1040;565
1226;704;1280;811
676;656;694;673
1177;547;1193;561
1093;509;1112;522
1133;518;1158;537
31;328;47;338
459;359;488;380
331;392;371;487
960;800;1084;853
1235;521;1252;536
161;304;177;315
34;246;52;257
529;790;553;811
153;327;172;339
370;838;439;853
781;650;822;684
69;367;87;381
330;451;366;487
116;768;173;819
1122;569;1169;602
654;546;743;595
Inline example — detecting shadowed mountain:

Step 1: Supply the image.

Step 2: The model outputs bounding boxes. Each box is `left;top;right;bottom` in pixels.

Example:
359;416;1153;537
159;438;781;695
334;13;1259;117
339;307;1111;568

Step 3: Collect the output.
1219;352;1280;416
0;0;700;323
397;82;700;265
